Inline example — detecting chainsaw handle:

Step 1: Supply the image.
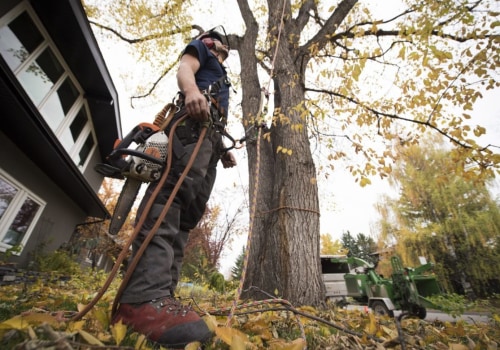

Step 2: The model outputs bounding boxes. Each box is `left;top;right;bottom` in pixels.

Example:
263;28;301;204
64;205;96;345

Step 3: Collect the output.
107;122;160;166
109;148;164;166
113;122;159;152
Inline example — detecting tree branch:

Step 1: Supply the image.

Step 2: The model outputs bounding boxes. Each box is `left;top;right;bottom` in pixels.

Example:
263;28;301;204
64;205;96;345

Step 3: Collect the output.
302;0;359;54
304;86;499;159
88;20;192;44
129;53;182;105
294;0;317;34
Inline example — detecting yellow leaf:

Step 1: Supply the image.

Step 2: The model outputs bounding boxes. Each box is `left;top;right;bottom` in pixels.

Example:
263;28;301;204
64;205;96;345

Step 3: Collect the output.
185;341;202;350
319;326;330;337
473;125;486;137
203;315;218;332
92;307;110;329
134;333;149;349
268;338;306;350
27;326;37;340
365;312;377;335
230;333;247;350
0;316;26;330
352;64;362;81
215;327;248;346
359;177;372;187
381;325;397;338
97;332;112;342
111;320;127;346
78;329;105;346
398;46;406;60
67;320;86;332
0;314;59;330
448;344;469;350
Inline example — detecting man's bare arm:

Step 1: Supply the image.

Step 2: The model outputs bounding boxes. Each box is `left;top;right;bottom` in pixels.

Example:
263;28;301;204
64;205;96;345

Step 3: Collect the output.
176;53;210;121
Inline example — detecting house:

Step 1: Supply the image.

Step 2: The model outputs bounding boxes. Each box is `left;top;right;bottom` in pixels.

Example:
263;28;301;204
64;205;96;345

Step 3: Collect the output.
0;0;121;268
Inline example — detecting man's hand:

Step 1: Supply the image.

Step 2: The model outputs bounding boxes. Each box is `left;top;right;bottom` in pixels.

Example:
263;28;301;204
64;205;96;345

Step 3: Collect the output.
221;151;237;168
184;89;210;122
177;52;210;121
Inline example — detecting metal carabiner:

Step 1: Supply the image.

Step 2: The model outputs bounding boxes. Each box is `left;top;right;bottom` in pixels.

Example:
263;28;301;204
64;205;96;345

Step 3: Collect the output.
206;85;213;107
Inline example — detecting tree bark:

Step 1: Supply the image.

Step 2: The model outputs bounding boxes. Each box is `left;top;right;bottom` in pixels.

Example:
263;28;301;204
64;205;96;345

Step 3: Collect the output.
234;0;350;306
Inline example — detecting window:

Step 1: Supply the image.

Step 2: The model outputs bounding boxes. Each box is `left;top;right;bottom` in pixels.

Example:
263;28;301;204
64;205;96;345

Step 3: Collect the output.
0;2;96;170
0;10;43;71
85;249;103;267
0;170;45;252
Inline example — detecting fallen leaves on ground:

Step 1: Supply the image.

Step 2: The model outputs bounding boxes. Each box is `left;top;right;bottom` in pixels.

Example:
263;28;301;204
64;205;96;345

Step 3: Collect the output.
0;270;498;349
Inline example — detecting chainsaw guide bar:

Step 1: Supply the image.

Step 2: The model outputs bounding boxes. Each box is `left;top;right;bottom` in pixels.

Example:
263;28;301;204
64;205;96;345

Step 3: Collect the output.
109;177;142;235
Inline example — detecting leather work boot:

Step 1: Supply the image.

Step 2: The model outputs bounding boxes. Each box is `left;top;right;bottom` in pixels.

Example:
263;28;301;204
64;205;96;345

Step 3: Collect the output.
112;297;212;348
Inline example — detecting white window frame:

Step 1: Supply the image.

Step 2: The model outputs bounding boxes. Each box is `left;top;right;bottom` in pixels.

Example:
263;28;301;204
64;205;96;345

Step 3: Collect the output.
0;1;97;171
85;249;103;266
0;169;46;253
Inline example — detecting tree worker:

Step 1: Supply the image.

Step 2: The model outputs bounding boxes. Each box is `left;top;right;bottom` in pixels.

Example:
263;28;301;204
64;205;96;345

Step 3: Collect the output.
112;28;236;348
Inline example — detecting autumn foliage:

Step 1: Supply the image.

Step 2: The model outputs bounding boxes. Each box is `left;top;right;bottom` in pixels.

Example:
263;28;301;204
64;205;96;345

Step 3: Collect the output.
0;267;498;349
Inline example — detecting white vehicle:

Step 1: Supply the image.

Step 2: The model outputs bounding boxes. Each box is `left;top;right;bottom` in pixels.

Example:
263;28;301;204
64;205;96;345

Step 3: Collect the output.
320;254;351;300
320;254;441;318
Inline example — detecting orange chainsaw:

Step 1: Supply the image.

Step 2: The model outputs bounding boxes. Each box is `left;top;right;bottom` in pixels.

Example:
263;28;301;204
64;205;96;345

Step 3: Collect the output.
95;122;168;235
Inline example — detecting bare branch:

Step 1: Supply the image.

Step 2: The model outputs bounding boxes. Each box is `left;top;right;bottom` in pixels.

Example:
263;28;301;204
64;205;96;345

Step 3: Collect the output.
302;0;359;54
304;86;499;158
130;52;182;106
88;20;193;44
294;0;318;34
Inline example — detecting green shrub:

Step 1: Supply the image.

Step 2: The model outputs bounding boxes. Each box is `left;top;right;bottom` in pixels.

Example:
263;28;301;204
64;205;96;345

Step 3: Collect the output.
34;249;81;274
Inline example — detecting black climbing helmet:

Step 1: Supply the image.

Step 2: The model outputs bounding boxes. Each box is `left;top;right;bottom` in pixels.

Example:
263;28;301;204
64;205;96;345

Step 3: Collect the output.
197;25;230;50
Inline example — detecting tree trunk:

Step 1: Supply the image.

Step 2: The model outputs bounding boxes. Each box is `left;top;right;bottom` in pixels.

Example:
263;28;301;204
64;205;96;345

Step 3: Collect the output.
237;1;325;306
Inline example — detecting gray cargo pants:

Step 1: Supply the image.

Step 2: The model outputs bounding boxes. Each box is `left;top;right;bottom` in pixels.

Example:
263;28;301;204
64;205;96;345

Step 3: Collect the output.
120;114;221;304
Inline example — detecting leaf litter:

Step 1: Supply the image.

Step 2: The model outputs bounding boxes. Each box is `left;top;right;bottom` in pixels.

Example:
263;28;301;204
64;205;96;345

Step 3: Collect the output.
0;270;498;349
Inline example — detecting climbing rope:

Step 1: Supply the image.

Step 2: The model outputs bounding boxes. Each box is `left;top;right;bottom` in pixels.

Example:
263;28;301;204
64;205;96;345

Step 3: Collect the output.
224;96;265;328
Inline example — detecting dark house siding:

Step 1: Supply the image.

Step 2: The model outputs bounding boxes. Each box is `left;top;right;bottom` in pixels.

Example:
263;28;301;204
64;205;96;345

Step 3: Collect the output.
0;0;120;266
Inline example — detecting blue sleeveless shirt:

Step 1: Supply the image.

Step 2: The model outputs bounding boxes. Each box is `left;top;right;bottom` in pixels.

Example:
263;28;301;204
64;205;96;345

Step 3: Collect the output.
183;40;230;118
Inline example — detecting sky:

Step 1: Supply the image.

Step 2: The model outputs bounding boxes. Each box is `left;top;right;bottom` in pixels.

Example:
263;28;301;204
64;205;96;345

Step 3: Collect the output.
93;0;500;277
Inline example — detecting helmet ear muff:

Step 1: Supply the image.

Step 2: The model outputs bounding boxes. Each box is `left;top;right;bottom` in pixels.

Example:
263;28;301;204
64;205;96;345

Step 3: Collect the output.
201;37;215;49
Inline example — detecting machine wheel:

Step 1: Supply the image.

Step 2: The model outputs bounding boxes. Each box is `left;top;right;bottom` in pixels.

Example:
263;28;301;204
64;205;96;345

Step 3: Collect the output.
335;297;349;308
371;301;394;317
416;306;427;319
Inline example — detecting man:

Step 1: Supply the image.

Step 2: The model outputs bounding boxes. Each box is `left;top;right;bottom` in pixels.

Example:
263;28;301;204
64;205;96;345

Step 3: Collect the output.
112;29;236;348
